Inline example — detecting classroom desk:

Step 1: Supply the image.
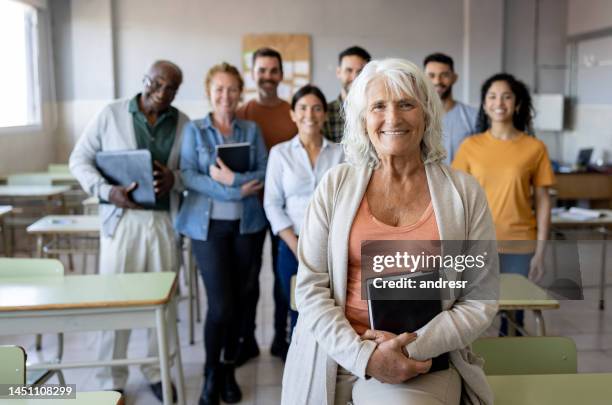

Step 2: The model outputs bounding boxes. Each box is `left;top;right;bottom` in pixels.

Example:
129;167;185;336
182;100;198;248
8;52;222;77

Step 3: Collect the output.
0;186;70;256
0;205;13;256
0;185;70;198
552;210;611;310
7;172;79;188
78;197;201;345
7;390;122;405
0;272;185;405
27;215;100;268
488;373;612;405
498;273;560;336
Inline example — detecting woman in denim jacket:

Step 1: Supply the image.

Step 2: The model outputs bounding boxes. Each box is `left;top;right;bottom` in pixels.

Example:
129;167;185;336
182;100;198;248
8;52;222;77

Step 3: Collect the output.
175;62;267;405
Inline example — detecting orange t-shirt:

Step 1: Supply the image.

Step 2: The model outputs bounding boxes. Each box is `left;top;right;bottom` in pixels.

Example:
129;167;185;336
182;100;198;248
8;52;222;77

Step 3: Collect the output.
452;131;555;242
236;99;297;150
345;196;440;335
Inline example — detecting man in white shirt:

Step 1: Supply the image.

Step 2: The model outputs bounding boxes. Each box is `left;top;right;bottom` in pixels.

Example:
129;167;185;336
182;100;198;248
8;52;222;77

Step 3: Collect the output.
424;53;478;164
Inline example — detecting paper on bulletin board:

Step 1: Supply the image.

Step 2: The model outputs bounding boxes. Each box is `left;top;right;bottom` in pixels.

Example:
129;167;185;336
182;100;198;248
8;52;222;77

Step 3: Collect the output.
241;33;311;101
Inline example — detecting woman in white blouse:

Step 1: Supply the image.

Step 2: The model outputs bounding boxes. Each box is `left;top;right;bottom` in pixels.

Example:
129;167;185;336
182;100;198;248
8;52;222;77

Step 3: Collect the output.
264;84;344;338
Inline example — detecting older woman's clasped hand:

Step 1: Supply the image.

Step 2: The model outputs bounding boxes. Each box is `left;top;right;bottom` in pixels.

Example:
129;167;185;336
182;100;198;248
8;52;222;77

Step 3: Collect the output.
362;330;432;384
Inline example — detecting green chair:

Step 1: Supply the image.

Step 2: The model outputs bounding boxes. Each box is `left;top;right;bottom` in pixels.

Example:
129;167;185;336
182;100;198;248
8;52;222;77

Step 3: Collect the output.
472;336;577;375
47;164;70;174
0;258;66;384
7;173;52;186
0;345;26;384
0;257;63;277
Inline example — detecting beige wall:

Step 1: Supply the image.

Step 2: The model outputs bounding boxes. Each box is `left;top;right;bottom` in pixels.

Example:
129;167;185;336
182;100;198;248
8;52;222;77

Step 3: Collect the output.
564;0;612;164
568;0;612;36
7;0;610;171
52;0;508;160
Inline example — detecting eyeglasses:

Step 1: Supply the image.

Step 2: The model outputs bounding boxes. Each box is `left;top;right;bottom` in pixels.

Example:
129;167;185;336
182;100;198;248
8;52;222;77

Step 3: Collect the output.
143;76;179;95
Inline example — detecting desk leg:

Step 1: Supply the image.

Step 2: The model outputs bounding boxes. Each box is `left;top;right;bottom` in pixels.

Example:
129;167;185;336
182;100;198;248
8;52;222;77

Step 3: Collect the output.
184;239;195;345
534;310;546;336
156;306;172;405
599;228;608;311
36;235;43;258
507;311;517;336
1;217;8;257
168;297;186;405
35;234;44;351
194;262;201;323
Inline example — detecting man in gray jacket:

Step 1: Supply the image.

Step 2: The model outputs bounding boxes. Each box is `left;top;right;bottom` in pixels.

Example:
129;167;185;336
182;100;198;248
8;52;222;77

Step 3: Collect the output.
69;60;189;401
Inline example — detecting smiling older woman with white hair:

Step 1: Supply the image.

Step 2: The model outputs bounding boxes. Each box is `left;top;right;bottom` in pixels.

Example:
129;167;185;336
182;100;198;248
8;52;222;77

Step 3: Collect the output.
280;59;499;405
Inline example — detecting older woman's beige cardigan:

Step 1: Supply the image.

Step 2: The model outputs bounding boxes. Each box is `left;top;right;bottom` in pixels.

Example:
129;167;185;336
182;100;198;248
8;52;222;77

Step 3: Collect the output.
281;162;499;405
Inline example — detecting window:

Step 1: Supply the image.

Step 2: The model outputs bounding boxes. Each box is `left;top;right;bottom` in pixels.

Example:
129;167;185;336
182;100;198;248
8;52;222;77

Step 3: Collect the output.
0;0;40;128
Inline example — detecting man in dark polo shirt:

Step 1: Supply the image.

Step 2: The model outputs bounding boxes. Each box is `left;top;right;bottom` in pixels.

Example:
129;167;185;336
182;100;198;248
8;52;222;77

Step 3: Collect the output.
323;46;371;143
70;60;189;402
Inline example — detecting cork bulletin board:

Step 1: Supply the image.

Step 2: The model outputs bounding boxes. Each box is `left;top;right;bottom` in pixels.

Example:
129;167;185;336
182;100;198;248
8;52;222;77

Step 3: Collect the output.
242;33;311;101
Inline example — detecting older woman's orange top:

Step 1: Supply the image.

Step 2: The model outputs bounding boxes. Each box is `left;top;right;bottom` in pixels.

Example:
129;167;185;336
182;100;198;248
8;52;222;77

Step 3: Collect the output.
345;195;440;335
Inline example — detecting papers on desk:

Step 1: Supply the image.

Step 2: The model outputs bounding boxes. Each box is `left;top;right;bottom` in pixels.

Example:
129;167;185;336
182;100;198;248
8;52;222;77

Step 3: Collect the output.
554;207;604;221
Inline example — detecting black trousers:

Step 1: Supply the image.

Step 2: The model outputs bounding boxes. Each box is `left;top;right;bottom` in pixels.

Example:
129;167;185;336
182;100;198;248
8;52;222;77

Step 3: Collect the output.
192;220;260;371
242;226;288;344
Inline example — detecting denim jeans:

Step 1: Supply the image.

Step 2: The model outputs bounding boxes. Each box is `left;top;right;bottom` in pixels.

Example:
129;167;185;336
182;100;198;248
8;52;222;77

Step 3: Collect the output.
276;238;299;338
242;226;288;346
499;253;533;336
191;220;260;371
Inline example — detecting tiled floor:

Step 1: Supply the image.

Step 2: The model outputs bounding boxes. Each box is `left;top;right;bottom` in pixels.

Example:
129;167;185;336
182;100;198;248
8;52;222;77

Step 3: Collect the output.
1;235;611;404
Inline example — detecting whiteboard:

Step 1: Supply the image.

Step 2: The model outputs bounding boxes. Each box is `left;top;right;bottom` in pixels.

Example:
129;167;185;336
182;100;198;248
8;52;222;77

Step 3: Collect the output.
533;94;564;131
576;35;612;104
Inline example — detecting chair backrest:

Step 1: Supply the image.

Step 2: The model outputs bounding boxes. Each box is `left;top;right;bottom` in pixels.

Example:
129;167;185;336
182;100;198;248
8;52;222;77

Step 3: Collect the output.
472;336;577;375
47;164;70;174
7;174;52;186
0;258;64;277
0;346;26;384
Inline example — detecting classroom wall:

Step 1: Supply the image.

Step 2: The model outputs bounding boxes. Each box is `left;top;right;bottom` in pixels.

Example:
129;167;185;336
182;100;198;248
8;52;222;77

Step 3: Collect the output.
564;0;612;164
51;0;507;160
567;0;612;36
52;0;115;164
9;0;602;167
503;0;568;161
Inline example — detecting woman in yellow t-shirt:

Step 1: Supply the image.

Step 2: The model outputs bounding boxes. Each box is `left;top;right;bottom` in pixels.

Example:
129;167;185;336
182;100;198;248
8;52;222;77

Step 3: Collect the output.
452;73;555;335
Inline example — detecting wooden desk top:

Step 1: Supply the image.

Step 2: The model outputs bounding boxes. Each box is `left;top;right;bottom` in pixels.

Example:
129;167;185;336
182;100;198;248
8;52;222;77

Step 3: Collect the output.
0;186;70;198
488;373;612;405
0;272;177;311
552;209;612;227
8;391;121;404
0;205;12;217
499;274;560;310
26;215;100;234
